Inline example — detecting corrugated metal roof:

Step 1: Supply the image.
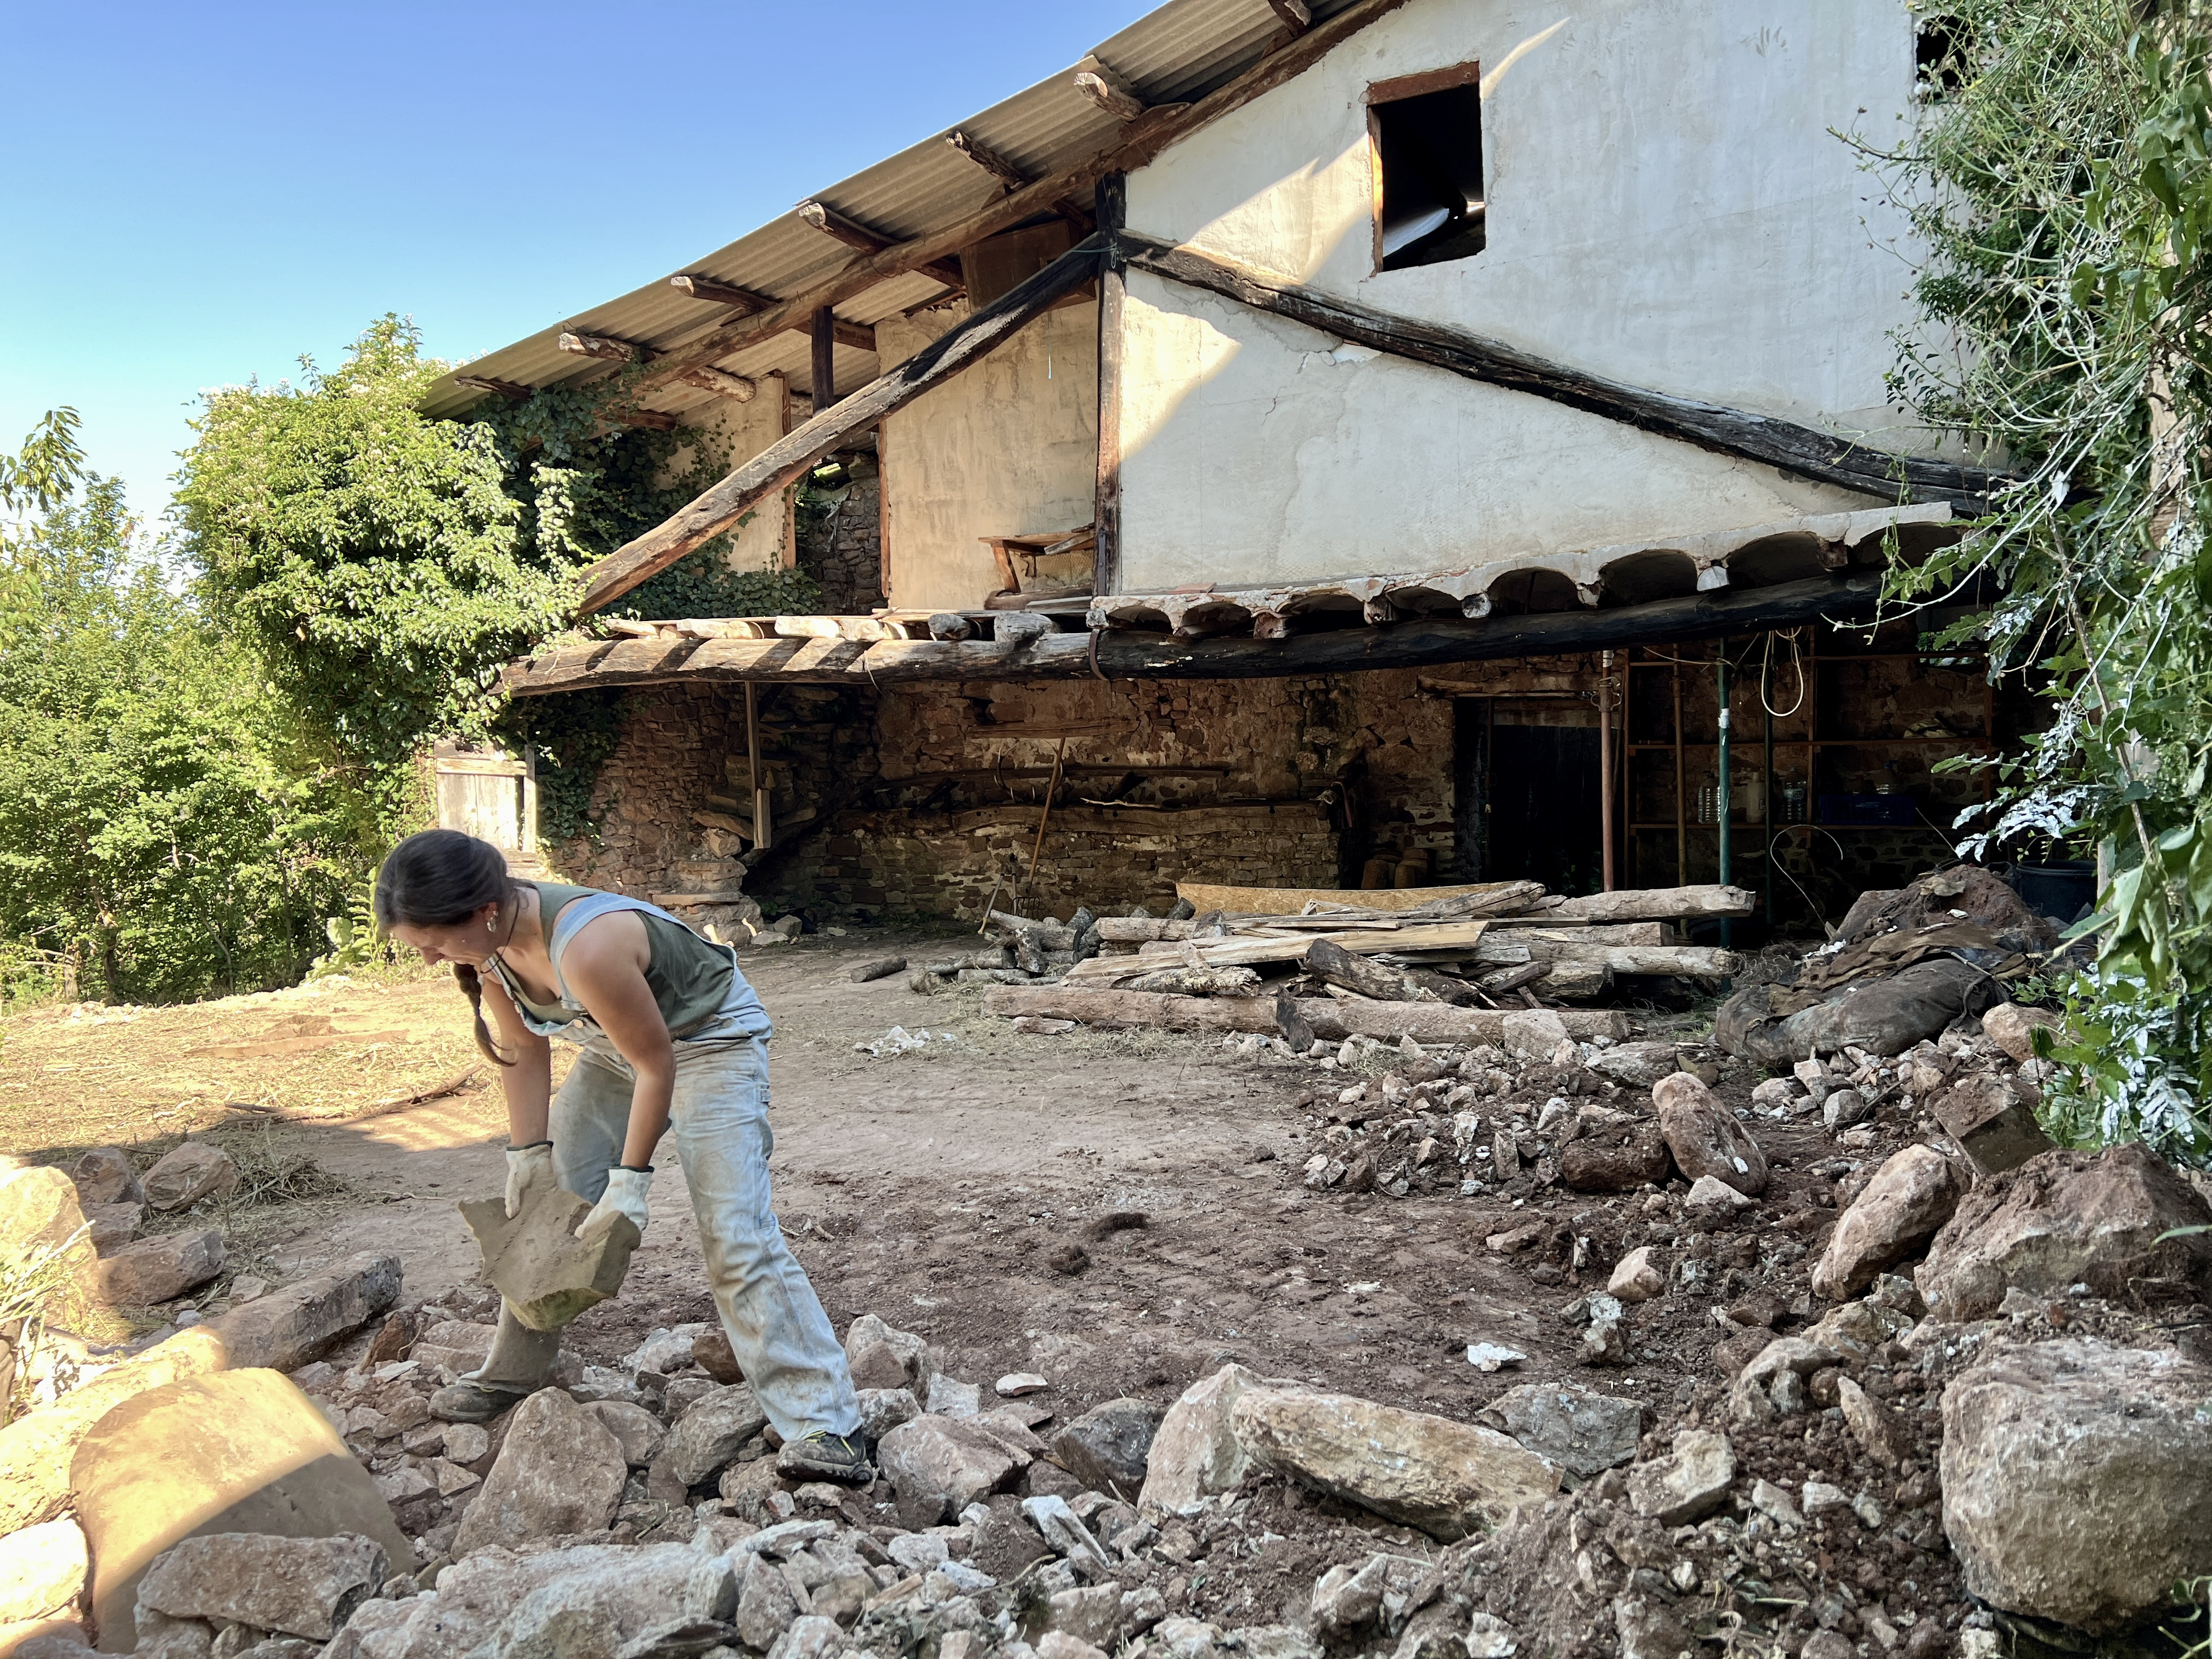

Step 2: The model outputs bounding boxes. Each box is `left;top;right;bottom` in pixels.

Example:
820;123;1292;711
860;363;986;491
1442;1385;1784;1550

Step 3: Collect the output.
421;0;1351;419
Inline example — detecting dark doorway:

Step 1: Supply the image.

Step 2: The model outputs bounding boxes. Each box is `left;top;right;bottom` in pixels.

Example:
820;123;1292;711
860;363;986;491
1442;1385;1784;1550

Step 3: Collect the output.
1454;699;1605;896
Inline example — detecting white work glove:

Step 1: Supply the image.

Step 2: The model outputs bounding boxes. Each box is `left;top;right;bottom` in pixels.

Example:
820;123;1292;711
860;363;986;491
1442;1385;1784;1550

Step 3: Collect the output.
576;1166;651;1245
504;1142;556;1220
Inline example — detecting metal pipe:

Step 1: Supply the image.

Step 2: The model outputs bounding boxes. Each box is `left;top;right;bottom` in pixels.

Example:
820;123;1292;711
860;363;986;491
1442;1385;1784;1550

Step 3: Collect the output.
1672;667;1687;885
1717;651;1733;951
1599;649;1616;891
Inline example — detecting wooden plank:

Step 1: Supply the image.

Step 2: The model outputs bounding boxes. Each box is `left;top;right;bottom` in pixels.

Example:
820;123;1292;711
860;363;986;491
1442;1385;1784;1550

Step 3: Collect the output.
979;985;1630;1043
610;0;1416;408
1094;171;1126;599
1173;878;1544;916
1119;235;2010;509
1545;884;1756;921
676;365;759;402
571;238;1104;614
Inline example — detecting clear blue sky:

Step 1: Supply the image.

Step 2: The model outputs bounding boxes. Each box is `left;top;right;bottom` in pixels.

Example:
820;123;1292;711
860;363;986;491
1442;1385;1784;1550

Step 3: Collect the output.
0;1;1152;529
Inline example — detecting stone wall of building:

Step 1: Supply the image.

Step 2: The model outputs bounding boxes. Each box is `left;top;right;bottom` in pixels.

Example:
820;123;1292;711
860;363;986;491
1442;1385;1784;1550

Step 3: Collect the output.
797;458;885;618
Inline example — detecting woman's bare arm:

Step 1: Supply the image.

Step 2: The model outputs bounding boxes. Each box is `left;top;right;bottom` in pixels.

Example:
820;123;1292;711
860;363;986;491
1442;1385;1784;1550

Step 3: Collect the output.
479;972;554;1144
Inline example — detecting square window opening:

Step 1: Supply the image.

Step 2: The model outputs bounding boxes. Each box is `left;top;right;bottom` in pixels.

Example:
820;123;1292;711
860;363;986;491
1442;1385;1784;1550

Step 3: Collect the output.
1368;65;1486;272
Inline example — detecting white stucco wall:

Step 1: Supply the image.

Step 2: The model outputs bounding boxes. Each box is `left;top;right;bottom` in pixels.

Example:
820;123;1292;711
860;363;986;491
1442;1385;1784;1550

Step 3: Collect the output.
877;300;1099;612
1116;0;1923;591
670;375;793;575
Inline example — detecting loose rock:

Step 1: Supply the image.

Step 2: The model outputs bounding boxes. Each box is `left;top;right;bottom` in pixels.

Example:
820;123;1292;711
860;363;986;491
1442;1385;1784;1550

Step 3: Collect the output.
1980;1001;2061;1064
142;1143;240;1212
1934;1071;2056;1177
876;1414;1026;1522
71;1146;143;1207
1652;1074;1768;1195
582;1399;666;1466
94;1229;225;1306
1559;1124;1672;1194
1681;1175;1754;1226
659;1384;770;1486
1138;1364;1282;1516
1052;1398;1164;1498
137;1533;387;1642
1942;1339;2212;1632
1835;1376;1910;1469
0;1518;87;1625
1606;1246;1664;1302
1810;1144;1962;1301
1626;1430;1735;1525
201;1253;400;1372
452;1387;627;1554
1480;1383;1643;1479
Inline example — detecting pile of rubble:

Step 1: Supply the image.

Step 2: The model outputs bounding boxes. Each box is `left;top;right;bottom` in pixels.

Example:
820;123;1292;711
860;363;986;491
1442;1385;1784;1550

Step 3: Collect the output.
957;883;1756;1047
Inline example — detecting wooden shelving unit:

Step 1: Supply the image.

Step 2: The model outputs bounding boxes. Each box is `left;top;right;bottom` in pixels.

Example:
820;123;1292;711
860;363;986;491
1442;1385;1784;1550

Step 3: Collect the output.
1618;636;1994;922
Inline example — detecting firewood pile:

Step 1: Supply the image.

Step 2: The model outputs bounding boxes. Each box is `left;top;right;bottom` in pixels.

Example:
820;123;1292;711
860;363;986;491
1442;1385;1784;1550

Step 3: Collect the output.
915;879;1756;1047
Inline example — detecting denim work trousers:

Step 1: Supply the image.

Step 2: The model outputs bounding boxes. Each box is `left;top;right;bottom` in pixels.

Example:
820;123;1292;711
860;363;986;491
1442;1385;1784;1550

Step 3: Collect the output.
474;1032;860;1441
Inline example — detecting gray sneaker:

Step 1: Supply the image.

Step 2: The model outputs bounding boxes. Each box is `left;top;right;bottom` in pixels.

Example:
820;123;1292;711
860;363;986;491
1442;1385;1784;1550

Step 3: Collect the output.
775;1431;874;1485
428;1379;533;1423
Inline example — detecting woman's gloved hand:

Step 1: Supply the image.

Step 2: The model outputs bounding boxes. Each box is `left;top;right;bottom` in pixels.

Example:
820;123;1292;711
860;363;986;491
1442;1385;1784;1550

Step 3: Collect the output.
577;1166;651;1244
504;1141;556;1220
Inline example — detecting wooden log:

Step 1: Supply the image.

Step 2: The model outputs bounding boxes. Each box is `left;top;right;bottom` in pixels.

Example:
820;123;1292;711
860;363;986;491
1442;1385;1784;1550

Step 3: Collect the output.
1074;67;1147;122
558;331;651;364
1142;924;1735;978
509;572;1888;691
1094;170;1127;599
1531;960;1613;999
797;201;963;287
570;237;1103;614
676;365;759;402
1544;884;1756;922
1173;878;1546;917
1119;235;2010;509
603;0;1414;410
979;985;1631;1043
1119;967;1263;996
1302;938;1432;1002
946;129;1033;190
454;375;532;400
811;306;838;411
1267;0;1313;28
670;274;776;311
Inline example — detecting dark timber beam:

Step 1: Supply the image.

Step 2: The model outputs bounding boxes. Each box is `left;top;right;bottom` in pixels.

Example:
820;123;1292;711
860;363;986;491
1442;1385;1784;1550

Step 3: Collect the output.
569;236;1105;617
455;375;532;400
510;572;1888;694
1120;234;2011;509
670;274;776;312
798;201;966;287
946;129;1032;191
811;307;838;410
1094;172;1127;599
1267;0;1313;31
1074;66;1148;122
608;0;1413;405
675;366;759;402
558;331;657;364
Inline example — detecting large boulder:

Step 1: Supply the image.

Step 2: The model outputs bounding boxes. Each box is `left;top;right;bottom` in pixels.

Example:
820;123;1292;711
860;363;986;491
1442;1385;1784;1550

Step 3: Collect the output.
1942;1340;2212;1632
199;1253;401;1372
1652;1074;1768;1195
1559;1124;1672;1194
1810;1144;1963;1300
0;1166;100;1332
0;1518;87;1625
136;1533;386;1642
875;1414;1027;1523
452;1387;627;1555
1051;1398;1164;1499
657;1383;769;1487
1139;1365;1289;1516
142;1143;240;1212
1917;1144;2212;1322
1228;1387;1558;1540
70;1367;411;1652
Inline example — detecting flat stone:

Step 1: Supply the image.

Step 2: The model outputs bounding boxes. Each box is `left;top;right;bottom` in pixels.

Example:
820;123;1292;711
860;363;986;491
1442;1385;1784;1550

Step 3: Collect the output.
137;1533;387;1642
1230;1387;1557;1540
83;1202;142;1252
996;1373;1049;1397
1750;1479;1802;1528
409;1319;495;1375
1942;1339;2212;1633
583;1399;667;1466
1821;1087;1871;1131
1980;1002;2061;1065
200;1254;400;1372
1627;1430;1735;1526
1681;1175;1755;1226
1052;1398;1165;1499
1585;1042;1681;1088
458;1184;639;1334
70;1368;410;1652
1046;1584;1125;1647
0;1518;87;1625
1652;1074;1768;1195
1482;1382;1643;1480
1918;1143;2212;1320
1501;1009;1570;1060
143;1143;240;1212
926;1374;983;1417
692;1325;744;1384
1020;1494;1111;1568
877;1415;1025;1523
452;1386;627;1554
1607;1246;1665;1302
659;1384;768;1486
1138;1364;1294;1516
95;1230;225;1307
1934;1070;2058;1178
71;1147;143;1207
1464;1343;1526;1373
733;1550;799;1650
1811;1144;1962;1301
1559;1124;1672;1193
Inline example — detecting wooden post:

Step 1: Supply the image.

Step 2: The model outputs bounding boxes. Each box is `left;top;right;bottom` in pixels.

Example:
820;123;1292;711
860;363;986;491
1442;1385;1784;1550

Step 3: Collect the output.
1599;649;1615;892
811;307;837;414
1672;666;1687;887
1717;650;1733;950
521;745;540;861
746;683;772;853
1093;172;1127;599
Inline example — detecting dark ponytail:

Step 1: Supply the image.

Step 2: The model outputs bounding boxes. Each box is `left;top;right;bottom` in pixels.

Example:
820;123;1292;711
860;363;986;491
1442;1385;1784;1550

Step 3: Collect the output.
376;829;520;1066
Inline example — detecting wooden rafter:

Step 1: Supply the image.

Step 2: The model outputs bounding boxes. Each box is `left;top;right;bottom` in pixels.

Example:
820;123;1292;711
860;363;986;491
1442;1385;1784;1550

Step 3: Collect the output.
568;236;1106;616
946;129;1032;191
1267;0;1313;32
799;201;966;287
602;0;1414;407
454;375;532;400
675;366;759;403
558;331;656;364
670;274;776;312
1120;234;2011;508
1074;66;1147;122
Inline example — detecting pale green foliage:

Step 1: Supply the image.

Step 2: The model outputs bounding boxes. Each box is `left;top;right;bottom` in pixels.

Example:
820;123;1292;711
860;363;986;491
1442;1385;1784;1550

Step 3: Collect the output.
1882;3;2212;1161
0;422;357;1003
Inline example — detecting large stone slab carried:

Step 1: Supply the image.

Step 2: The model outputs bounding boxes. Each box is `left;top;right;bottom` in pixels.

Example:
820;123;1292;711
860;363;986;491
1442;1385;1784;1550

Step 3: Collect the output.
70;1367;411;1652
1229;1387;1558;1539
1942;1339;2212;1633
459;1184;640;1333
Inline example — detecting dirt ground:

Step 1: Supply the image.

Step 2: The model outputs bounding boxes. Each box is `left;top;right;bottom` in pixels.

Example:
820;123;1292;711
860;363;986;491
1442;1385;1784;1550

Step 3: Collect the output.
5;929;1725;1422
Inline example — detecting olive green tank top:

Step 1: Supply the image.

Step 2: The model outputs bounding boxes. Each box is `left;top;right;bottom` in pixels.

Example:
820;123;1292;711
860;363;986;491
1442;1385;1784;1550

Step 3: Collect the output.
506;882;740;1036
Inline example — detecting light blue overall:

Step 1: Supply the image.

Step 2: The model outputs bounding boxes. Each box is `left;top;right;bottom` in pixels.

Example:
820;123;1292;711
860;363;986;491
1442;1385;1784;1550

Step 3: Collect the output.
473;892;860;1443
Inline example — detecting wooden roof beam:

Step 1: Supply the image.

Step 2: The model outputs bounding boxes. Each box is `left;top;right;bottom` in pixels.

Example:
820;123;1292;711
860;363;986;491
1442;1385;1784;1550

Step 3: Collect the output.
946;129;1032;191
454;375;532;401
558;331;660;364
615;0;1413;405
675;366;759;403
569;235;1103;616
670;274;777;312
1267;0;1313;33
799;200;964;287
1074;66;1148;122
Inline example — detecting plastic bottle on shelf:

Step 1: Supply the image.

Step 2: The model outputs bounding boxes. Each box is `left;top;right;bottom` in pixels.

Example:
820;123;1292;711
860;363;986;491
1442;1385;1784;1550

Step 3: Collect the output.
1696;771;1721;825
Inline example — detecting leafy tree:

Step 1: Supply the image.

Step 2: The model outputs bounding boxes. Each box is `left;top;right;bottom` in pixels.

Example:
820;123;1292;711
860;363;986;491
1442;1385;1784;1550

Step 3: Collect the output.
1880;4;2212;1161
0;422;354;1003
